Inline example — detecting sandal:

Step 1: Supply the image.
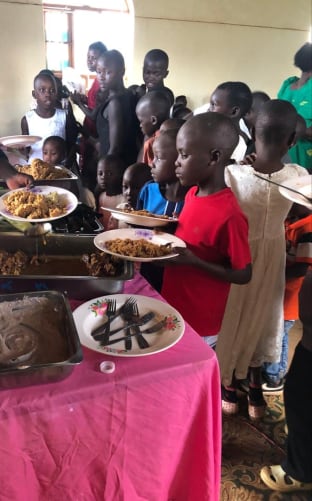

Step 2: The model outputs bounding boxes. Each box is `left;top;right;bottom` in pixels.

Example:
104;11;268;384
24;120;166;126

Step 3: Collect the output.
260;465;312;492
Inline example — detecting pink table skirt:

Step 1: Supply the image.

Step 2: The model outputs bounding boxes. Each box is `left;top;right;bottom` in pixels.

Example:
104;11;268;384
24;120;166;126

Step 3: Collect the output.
0;273;221;501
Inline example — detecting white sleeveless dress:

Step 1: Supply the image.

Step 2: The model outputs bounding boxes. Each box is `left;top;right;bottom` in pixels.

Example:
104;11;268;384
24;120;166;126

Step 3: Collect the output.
25;109;67;160
216;163;308;386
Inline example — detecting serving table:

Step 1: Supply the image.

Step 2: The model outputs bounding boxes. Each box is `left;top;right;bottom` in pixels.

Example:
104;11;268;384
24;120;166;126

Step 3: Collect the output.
0;273;221;501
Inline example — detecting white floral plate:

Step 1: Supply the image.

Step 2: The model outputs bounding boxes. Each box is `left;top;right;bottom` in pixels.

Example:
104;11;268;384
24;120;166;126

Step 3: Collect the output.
73;294;185;357
278;175;312;210
103;207;177;227
0;135;42;148
94;228;186;262
0;185;78;222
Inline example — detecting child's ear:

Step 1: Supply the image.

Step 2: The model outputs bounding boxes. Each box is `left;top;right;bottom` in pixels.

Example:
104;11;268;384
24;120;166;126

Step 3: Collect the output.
231;106;240;118
32;90;36;98
287;131;296;148
151;115;158;125
164;70;169;79
210;149;221;163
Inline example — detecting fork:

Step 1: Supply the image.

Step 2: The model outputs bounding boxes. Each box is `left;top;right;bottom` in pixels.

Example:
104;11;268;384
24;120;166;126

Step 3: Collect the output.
92;296;134;338
131;302;150;349
99;299;116;346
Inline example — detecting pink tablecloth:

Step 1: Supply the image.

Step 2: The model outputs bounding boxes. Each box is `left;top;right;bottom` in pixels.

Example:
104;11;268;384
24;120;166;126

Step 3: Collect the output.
0;274;221;501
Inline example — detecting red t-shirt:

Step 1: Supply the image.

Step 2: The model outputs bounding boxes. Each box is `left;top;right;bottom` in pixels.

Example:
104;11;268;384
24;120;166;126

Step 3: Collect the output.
142;130;160;166
83;78;100;136
284;215;312;320
161;187;251;336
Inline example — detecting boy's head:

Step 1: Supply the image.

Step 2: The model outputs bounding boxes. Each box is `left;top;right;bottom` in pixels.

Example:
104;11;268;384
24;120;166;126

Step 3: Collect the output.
244;91;270;130
87;41;107;72
136;91;171;137
255;99;297;151
143;49;169;90
294;42;312;72
175;112;239;187
33;73;57;111
210;81;252;121
151;129;178;185
97;154;125;195
96;50;125;92
122;162;152;207
295;114;307;142
160;118;186;133
42;136;66;165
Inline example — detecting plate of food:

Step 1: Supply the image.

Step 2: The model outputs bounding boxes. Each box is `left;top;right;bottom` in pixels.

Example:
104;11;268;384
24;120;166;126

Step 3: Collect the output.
15;159;78;180
73;294;185;357
103;207;178;227
93;228;186;262
0;135;42;148
0;185;78;222
278;175;312;210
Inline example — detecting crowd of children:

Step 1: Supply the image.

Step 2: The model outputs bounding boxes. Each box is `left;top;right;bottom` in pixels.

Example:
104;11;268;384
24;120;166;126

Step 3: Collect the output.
13;39;312;494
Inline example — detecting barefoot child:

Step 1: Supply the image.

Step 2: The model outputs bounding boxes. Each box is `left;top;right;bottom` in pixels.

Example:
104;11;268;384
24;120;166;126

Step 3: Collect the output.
161;113;252;345
216;100;308;419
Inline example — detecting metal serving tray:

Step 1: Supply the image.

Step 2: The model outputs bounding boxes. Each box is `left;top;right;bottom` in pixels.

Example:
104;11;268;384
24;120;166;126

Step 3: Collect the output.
0;290;83;389
0;232;134;300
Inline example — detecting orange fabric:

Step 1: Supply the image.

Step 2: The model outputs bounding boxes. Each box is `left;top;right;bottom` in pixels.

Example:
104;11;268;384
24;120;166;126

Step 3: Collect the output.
284;215;312;319
142;130;160;166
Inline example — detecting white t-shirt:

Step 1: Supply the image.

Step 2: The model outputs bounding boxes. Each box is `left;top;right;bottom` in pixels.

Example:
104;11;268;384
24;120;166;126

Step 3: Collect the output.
25;108;67;160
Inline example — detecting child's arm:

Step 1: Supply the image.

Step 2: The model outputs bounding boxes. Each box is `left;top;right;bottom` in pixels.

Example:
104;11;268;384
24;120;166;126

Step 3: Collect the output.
106;98;124;156
168;247;252;284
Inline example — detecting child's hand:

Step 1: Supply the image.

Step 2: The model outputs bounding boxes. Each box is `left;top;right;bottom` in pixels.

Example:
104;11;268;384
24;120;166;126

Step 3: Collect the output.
166;246;195;265
240;153;257;165
6;172;33;190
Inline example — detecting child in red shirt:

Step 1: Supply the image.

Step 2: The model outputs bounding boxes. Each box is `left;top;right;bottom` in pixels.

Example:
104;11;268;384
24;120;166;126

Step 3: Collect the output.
161;112;252;347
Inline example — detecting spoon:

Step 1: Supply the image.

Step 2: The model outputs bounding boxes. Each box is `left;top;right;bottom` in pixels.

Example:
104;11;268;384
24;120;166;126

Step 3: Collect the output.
254;173;312;205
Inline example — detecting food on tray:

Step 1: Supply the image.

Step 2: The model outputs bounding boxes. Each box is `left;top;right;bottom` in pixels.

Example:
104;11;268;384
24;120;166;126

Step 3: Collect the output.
0;295;68;366
119;208;171;219
0;249;123;278
16;159;71;180
105;238;173;258
82;251;123;276
0;250;28;275
3;190;68;219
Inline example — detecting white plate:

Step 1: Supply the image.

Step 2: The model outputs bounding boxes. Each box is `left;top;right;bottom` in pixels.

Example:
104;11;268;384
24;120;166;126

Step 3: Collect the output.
73;293;185;357
278;175;312;209
15;165;78;181
103;207;178;228
94;228;186;262
0;135;42;148
0;185;78;222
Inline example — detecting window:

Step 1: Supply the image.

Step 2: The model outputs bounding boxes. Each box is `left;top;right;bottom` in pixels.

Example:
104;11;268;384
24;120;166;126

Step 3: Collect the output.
43;1;133;86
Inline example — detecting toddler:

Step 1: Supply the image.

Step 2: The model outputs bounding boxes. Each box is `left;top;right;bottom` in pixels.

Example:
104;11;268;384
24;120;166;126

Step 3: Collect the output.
122;162;152;209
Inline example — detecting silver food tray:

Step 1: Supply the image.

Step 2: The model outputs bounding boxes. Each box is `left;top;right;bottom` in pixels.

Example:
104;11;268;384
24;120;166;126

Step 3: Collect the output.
0;290;83;389
0;232;134;300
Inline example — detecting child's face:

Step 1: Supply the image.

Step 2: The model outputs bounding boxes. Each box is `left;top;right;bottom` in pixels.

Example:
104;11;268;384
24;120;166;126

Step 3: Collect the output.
96;57;122;91
143;60;168;90
151;136;178;184
33;76;57;111
136;102;156;137
97;159;122;195
175;127;211;186
42;141;64;165
122;169;142;208
87;49;101;72
209;89;233;116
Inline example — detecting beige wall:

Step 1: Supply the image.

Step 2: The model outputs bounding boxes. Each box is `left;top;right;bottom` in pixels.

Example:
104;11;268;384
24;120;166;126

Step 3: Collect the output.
0;0;311;135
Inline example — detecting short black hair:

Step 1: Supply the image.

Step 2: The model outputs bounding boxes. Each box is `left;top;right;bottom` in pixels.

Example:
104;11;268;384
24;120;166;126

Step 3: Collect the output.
34;71;57;90
144;49;169;68
100;49;125;72
217;81;252;116
255;99;297;145
88;41;107;54
294;42;312;72
136;90;171;122
43;136;67;156
98;154;126;175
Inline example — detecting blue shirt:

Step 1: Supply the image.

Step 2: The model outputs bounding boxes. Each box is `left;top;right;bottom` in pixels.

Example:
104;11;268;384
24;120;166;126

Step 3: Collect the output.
137;181;184;216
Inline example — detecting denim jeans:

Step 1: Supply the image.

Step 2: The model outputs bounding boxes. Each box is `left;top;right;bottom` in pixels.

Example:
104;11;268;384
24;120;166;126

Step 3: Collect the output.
263;320;295;383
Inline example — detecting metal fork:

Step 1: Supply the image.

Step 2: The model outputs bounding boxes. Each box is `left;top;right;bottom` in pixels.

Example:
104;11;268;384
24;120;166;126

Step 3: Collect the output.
131;302;150;349
99;299;116;346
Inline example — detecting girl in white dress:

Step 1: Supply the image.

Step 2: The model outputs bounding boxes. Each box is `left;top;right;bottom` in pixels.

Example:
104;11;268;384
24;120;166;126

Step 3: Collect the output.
216;100;308;419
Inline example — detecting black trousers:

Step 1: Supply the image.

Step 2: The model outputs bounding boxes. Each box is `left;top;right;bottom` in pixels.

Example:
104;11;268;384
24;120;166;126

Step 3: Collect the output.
282;342;312;482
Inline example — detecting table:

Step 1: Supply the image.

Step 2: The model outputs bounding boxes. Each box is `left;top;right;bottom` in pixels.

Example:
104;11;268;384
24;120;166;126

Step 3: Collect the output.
0;273;221;501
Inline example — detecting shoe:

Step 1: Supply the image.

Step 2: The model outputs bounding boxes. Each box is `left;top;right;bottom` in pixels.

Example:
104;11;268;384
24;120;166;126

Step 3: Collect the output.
260;465;312;492
248;397;267;420
262;380;284;392
222;398;239;415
